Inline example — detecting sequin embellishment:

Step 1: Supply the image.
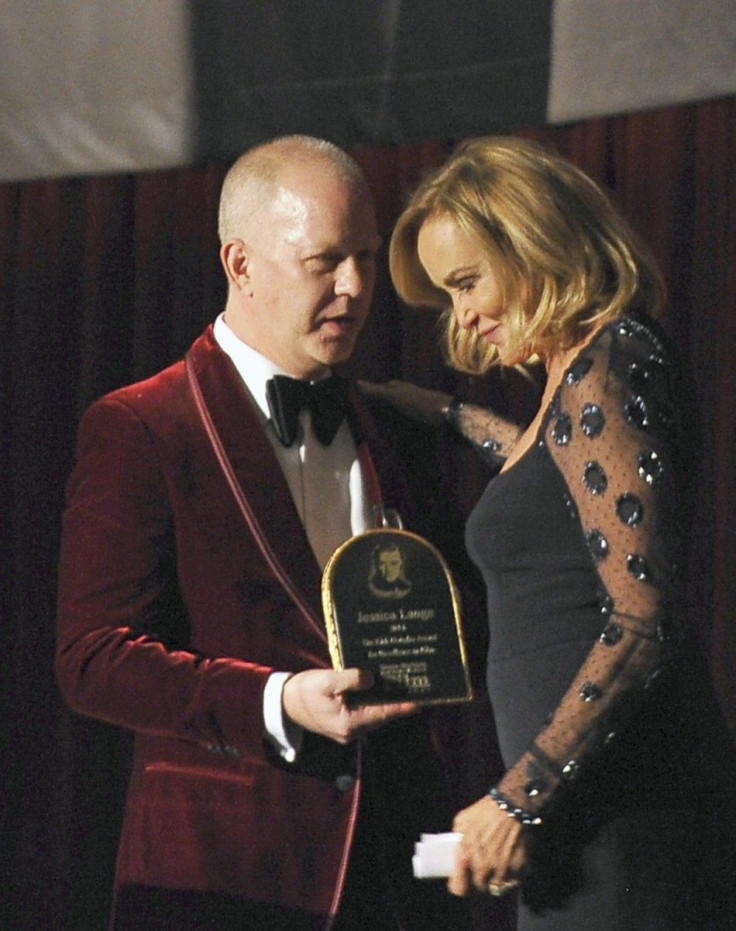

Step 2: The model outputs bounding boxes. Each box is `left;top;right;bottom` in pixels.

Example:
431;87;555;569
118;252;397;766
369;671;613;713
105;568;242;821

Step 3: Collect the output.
579;681;604;702
584;461;608;494
625;396;650;430
627;554;650;581
587;529;609;560
552;412;572;445
638;450;664;485
524;779;548;798
616;493;644;526
562;761;580;780
600;622;624;645
580;403;605;438
599;593;614;614
627;362;650;393
565;357;593;385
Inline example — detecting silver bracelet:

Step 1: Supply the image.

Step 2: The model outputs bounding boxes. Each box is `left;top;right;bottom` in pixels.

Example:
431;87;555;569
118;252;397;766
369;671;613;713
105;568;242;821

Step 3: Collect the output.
490;787;543;826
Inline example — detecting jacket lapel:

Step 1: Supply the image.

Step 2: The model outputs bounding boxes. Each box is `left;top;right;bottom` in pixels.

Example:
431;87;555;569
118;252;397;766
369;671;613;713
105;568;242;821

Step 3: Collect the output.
185;326;417;642
187;327;325;635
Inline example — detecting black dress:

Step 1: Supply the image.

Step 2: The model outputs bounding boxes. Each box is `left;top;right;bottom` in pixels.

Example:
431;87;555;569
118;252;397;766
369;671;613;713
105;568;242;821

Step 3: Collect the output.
465;315;736;930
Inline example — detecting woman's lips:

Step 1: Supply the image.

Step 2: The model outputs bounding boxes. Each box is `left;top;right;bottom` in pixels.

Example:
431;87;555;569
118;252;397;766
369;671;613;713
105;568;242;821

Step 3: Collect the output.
479;323;501;343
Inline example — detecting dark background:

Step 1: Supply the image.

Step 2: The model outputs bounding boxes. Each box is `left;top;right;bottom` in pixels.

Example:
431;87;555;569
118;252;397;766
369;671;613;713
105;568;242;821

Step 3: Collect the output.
1;96;735;929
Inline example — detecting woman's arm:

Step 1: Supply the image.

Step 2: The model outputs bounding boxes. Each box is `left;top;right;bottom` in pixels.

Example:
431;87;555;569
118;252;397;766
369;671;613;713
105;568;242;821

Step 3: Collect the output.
359;379;523;464
490;320;686;823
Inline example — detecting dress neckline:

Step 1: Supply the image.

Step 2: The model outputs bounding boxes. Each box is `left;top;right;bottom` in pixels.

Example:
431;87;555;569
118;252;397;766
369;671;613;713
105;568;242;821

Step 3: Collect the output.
498;322;612;475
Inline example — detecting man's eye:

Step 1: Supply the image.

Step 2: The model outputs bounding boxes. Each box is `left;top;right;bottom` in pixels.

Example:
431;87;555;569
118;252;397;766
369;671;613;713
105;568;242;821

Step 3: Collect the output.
311;255;341;271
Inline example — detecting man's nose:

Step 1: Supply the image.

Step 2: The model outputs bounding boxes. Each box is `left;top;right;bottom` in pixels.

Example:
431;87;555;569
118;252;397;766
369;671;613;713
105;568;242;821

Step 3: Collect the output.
335;257;367;297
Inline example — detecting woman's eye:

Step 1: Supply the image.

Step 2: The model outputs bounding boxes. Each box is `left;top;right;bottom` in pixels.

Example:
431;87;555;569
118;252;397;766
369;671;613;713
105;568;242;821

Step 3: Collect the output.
458;279;476;293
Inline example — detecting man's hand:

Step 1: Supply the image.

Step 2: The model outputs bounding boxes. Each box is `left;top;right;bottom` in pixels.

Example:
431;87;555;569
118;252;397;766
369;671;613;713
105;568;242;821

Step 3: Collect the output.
282;668;417;744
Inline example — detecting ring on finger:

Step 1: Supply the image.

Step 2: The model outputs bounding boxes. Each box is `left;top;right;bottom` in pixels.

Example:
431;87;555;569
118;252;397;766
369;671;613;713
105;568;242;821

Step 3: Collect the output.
488;880;518;897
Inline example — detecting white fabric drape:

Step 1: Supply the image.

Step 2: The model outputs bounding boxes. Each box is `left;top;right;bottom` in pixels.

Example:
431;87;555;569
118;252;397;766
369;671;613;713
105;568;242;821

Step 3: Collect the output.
1;0;734;183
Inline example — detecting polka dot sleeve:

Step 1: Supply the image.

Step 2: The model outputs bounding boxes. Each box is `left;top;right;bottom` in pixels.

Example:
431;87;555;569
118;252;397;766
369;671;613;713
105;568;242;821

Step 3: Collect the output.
490;317;687;823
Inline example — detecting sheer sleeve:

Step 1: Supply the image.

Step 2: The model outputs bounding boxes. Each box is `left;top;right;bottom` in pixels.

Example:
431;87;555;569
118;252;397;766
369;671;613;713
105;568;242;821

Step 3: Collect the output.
491;317;688;823
447;400;522;467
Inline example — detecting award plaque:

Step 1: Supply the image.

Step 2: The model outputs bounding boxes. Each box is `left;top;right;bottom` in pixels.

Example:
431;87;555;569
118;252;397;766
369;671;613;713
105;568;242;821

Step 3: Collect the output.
322;528;472;706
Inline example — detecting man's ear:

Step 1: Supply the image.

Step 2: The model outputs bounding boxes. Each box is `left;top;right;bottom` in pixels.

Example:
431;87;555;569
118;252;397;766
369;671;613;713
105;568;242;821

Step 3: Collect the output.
220;239;250;290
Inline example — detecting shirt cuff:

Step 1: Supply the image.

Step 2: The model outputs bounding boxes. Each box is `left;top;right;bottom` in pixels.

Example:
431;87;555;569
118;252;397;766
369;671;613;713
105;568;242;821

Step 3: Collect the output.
263;671;303;762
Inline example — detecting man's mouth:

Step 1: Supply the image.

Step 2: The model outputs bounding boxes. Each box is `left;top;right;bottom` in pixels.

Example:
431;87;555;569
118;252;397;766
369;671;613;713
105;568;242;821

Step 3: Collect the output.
318;315;357;337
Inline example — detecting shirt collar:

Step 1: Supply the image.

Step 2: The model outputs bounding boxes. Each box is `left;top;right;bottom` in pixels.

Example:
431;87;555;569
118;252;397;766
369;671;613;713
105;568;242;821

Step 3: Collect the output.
213;313;334;419
213;312;289;418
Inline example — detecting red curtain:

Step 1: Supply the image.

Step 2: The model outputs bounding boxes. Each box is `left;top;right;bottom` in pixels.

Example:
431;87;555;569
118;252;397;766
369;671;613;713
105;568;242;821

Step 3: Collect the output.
1;97;734;930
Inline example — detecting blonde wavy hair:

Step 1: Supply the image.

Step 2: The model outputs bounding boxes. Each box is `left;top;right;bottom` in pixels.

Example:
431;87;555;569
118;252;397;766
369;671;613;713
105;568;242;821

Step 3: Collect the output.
389;136;665;373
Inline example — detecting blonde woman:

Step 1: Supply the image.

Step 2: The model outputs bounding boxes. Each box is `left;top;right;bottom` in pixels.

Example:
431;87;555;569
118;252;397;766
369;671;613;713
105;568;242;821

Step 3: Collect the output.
374;137;736;929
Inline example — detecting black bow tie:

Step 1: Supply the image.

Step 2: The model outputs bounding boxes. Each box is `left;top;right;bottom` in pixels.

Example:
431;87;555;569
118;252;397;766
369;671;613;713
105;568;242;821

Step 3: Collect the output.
266;374;350;447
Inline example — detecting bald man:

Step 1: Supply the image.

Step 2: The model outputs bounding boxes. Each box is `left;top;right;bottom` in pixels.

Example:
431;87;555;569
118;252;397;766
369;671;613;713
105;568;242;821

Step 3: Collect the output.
56;137;466;930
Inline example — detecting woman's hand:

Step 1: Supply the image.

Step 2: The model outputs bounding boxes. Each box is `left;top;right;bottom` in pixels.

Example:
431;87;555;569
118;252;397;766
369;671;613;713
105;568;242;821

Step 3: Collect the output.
448;795;528;898
358;379;453;426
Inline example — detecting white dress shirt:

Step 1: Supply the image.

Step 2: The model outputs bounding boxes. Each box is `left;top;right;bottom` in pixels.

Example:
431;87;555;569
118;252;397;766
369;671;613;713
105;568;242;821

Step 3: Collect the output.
213;313;375;759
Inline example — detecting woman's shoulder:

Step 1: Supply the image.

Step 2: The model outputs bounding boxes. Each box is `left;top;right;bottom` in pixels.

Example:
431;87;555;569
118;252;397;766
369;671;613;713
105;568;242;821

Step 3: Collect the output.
559;311;684;403
549;310;695;458
586;311;678;369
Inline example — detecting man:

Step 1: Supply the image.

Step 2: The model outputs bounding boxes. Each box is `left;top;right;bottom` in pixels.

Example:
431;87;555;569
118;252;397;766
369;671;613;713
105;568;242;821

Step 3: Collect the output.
56;136;464;930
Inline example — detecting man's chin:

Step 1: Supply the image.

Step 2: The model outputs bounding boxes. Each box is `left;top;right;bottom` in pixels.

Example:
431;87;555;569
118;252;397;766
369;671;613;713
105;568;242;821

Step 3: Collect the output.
317;336;359;367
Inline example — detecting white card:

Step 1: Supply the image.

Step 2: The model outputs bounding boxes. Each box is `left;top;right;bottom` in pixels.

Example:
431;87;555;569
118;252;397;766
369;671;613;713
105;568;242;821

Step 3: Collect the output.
412;832;462;879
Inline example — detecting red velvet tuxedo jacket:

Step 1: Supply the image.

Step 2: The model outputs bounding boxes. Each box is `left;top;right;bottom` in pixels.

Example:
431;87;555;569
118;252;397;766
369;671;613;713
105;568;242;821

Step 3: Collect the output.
56;326;452;927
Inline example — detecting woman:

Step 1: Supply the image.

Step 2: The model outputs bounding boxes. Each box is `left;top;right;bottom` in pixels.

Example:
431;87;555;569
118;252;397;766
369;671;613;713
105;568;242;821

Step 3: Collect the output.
380;137;736;929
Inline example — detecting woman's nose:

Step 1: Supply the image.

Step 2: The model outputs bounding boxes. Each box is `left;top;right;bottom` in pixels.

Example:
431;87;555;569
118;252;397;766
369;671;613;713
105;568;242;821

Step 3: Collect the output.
454;298;476;329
